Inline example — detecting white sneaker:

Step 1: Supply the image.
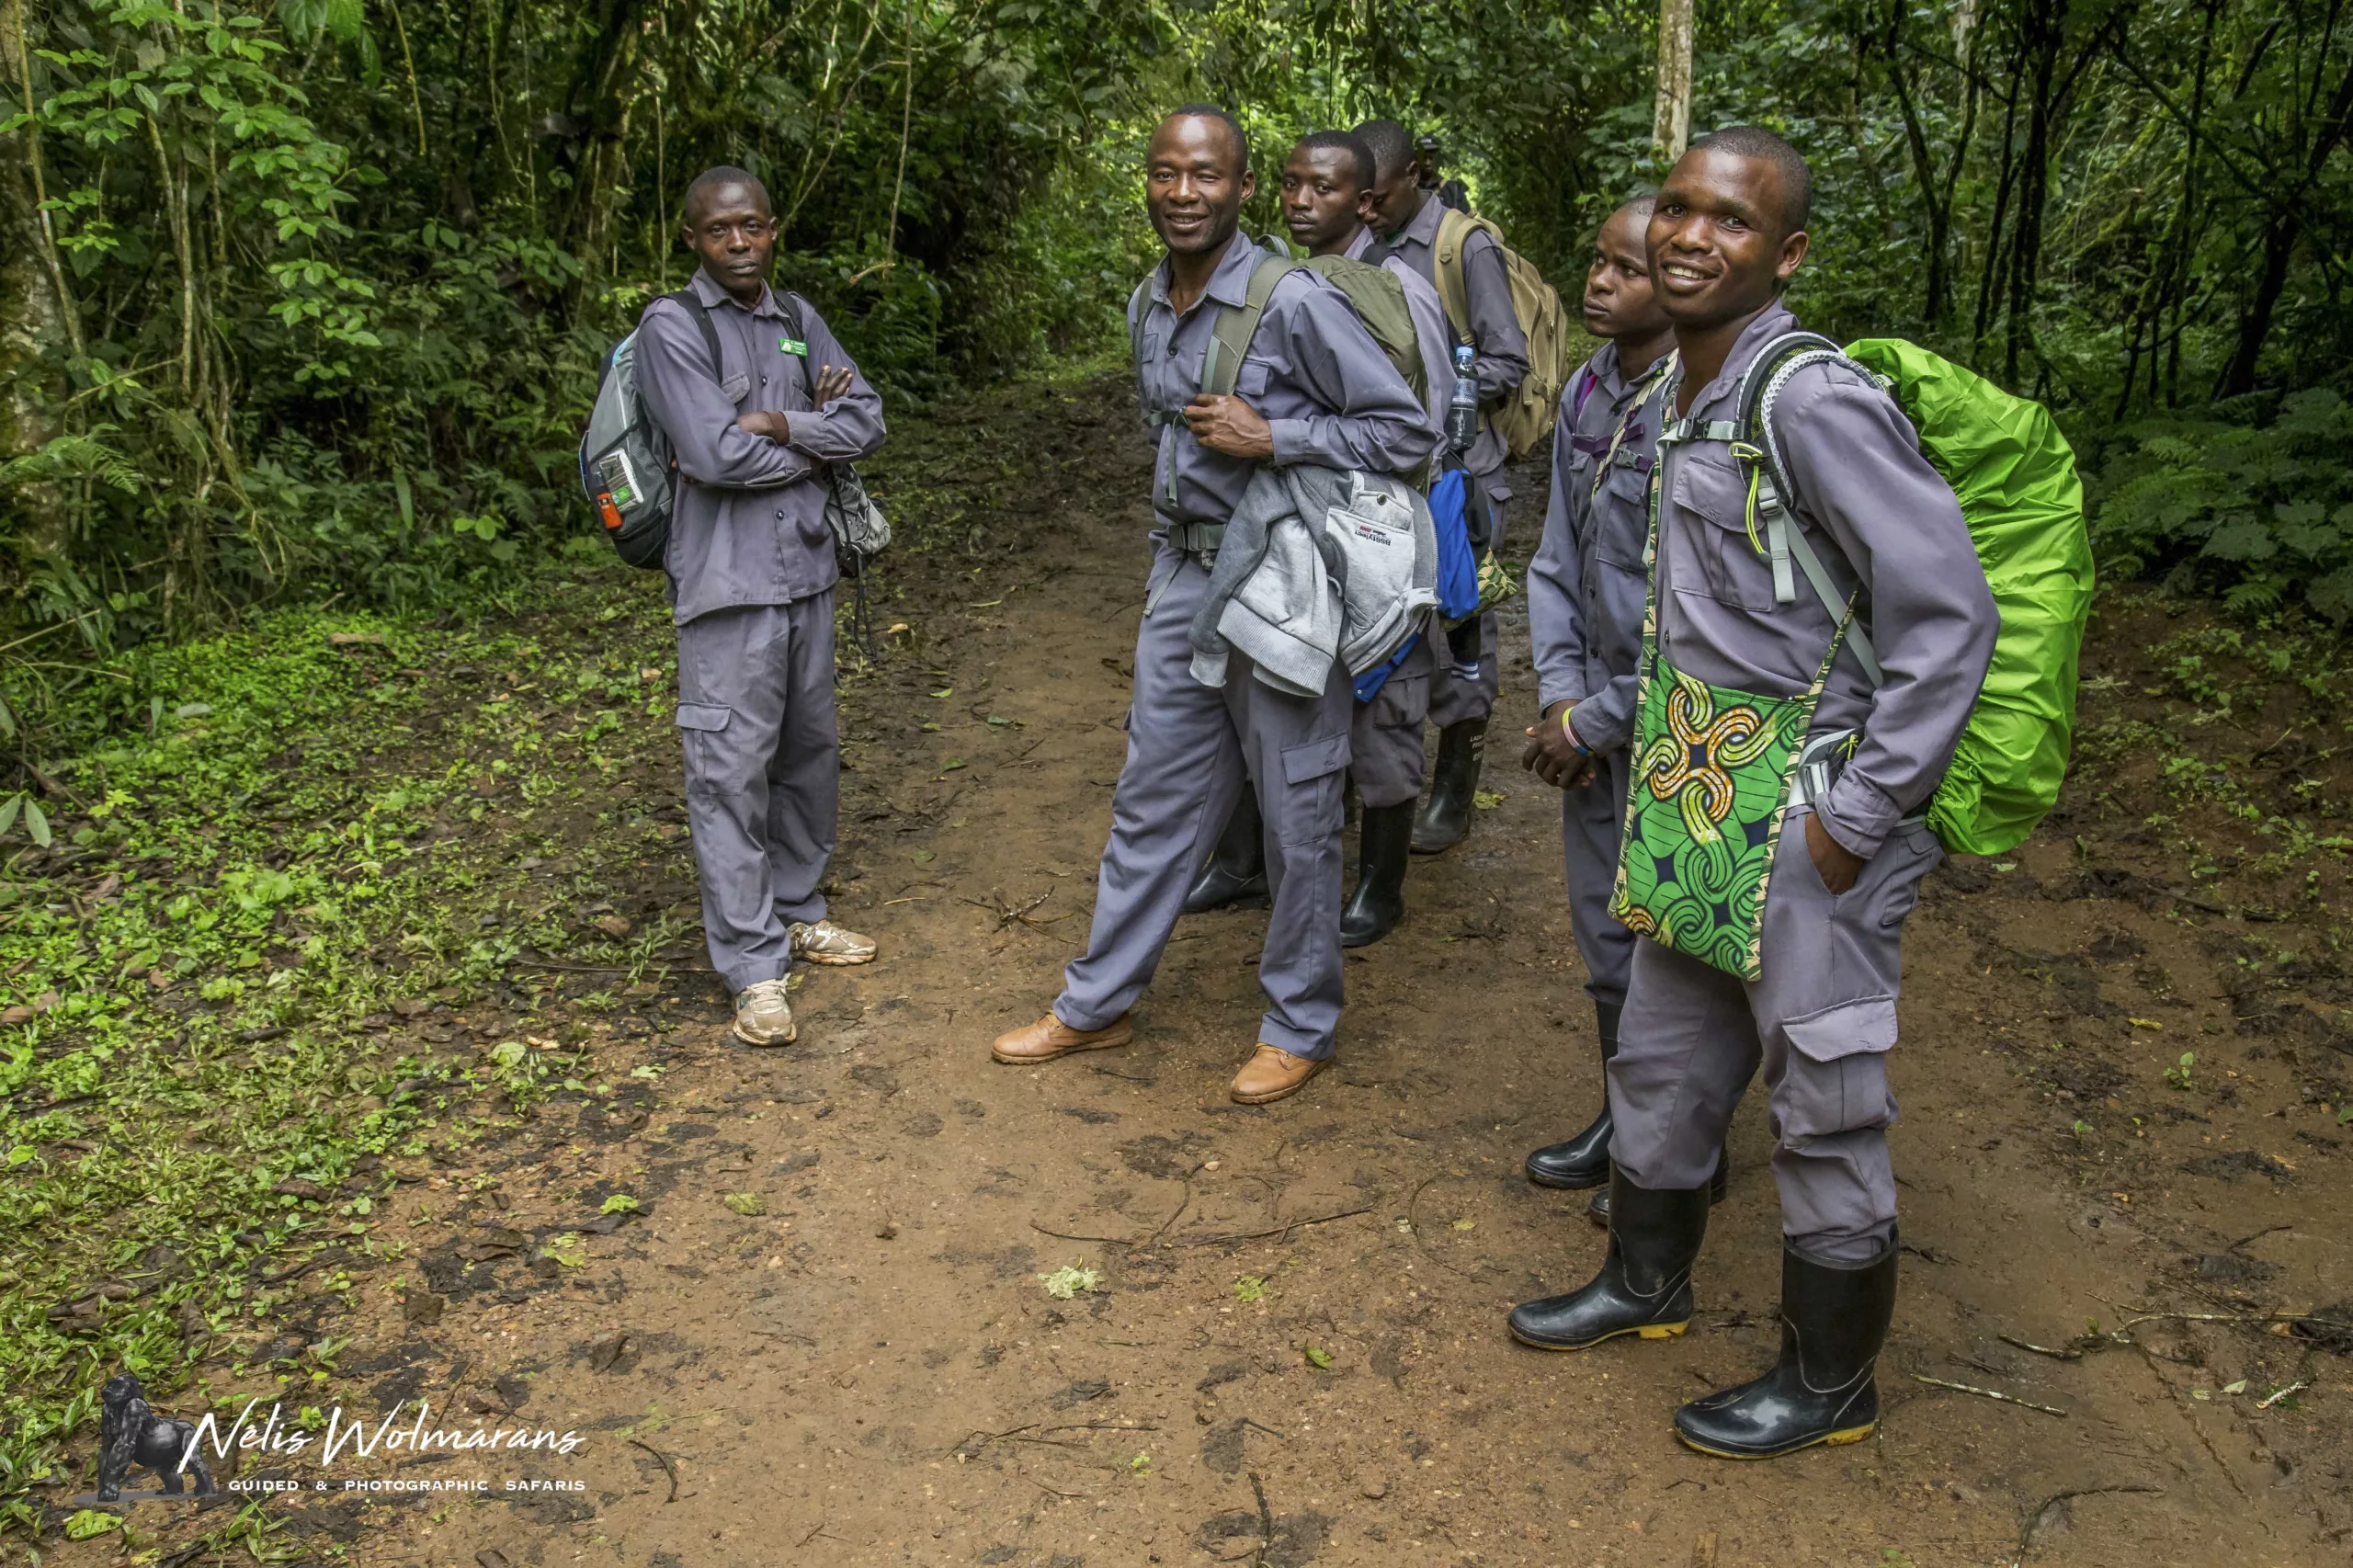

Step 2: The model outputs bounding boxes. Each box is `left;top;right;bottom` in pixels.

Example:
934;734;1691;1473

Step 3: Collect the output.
733;978;797;1046
790;920;877;966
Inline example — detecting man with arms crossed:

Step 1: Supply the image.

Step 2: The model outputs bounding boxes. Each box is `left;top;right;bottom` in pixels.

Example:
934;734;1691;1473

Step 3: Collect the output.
634;167;886;1047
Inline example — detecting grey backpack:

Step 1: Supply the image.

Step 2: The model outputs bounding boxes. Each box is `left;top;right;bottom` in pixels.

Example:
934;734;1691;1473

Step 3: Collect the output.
579;291;890;575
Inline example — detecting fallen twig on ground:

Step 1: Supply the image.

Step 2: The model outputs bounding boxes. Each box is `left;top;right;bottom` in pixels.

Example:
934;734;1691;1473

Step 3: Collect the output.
1028;1204;1369;1251
1911;1374;2068;1416
627;1437;679;1503
1165;1207;1372;1248
1999;1334;2085;1360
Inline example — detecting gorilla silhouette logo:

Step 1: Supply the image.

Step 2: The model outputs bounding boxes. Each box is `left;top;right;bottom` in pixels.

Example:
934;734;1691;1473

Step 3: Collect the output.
96;1374;215;1500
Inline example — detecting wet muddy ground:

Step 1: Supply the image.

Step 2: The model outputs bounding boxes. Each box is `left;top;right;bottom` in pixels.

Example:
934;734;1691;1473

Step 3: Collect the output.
49;375;2353;1567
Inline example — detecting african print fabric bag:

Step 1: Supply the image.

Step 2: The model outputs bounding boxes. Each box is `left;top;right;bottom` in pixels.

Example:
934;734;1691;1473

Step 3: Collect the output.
1608;384;1853;983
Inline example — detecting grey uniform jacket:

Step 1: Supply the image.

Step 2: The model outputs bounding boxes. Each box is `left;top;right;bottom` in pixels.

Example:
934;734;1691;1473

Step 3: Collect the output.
1527;341;1660;756
1654;304;1997;859
635;268;887;626
1188;465;1438;694
1379;196;1529;489
1131;233;1434;530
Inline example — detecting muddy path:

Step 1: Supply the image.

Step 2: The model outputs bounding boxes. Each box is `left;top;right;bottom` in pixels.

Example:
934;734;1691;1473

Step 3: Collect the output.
60;375;2353;1568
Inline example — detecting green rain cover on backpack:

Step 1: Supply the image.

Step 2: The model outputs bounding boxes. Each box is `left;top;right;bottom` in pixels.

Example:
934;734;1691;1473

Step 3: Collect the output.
1749;336;2094;857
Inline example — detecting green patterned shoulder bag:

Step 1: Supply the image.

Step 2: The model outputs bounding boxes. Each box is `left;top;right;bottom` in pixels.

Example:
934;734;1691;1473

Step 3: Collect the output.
1608;396;1855;983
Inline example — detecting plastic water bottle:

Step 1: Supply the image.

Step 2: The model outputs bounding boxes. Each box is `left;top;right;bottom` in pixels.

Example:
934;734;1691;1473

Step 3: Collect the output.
1445;345;1480;457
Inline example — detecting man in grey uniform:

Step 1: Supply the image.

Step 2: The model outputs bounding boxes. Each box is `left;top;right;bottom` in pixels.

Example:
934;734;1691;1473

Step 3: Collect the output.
1185;128;1452;944
1355;118;1529;855
1505;130;1997;1462
1188;129;1450;949
1518;196;1682;1217
635;167;886;1047
991;107;1432;1104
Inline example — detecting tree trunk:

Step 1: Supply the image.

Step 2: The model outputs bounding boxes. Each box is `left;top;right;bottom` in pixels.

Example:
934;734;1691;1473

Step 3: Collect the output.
559;0;650;292
1654;0;1694;162
0;0;74;564
1885;0;1960;328
1974;35;2022;350
2222;216;2298;396
2004;0;2066;384
2221;54;2353;394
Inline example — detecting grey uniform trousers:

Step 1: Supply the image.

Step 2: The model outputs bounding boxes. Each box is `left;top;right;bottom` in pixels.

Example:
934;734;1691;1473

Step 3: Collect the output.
1561;745;1635;1007
1608;808;1943;1264
675;595;837;994
1349;626;1432;810
1058;544;1353;1060
1427;491;1505;730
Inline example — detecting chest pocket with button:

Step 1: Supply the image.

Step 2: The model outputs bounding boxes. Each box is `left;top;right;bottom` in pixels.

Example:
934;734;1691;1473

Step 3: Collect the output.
1666;449;1780;612
1592;450;1652;574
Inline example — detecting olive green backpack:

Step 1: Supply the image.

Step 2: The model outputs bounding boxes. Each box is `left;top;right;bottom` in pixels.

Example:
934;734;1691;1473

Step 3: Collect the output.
1128;246;1427;411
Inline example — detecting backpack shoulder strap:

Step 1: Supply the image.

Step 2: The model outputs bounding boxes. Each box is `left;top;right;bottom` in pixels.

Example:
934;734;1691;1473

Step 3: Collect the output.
1431;209;1477;344
1431;210;1506;345
1202;254;1302;397
1740;331;1888;686
1569;364;1599;425
665;289;725;381
1126;278;1151;365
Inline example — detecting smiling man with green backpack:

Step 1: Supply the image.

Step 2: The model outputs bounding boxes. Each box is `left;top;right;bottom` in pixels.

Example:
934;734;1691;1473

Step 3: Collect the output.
1505;127;2091;1461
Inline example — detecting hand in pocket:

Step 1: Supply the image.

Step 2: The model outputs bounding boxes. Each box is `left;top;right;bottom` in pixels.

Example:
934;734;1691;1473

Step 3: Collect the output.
1805;811;1864;894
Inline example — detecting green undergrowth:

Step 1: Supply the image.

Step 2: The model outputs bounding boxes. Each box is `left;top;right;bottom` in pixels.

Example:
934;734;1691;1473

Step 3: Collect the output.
0;537;706;1525
2071;598;2353;910
0;367;1112;1529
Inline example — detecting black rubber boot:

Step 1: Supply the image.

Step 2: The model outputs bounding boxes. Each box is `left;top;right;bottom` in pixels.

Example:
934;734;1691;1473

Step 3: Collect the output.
1339;801;1414;948
1525;1001;1622;1188
1182;791;1267;914
1586;1148;1729;1226
1506;1171;1709;1350
1674;1233;1898;1460
1410;719;1486;855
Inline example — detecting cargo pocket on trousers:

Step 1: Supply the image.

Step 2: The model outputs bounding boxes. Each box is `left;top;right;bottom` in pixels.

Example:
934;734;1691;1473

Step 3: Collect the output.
675;703;733;798
1277;732;1351;847
1779;995;1900;1142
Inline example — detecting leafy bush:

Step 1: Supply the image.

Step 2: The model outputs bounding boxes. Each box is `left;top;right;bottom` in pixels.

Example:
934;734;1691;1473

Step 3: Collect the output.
2091;390;2353;622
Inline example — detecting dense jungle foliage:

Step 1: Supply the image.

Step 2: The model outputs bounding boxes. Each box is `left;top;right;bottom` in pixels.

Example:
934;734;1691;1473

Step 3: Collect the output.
6;0;2353;756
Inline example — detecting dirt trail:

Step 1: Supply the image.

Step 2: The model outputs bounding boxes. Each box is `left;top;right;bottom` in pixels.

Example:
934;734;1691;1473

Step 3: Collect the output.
91;378;2353;1567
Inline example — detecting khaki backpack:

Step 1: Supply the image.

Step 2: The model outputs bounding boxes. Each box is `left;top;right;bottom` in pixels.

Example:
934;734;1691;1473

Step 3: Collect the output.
1130;247;1427;410
1431;210;1568;461
1202;252;1427;410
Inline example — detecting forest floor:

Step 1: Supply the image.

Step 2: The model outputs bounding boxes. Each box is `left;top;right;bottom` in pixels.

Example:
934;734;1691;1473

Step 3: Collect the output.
11;370;2353;1568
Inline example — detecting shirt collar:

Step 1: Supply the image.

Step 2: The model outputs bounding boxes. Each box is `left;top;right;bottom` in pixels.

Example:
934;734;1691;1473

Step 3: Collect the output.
1149;231;1266;314
688;267;781;318
1340;225;1372;262
1393;194;1446;249
1684;301;1798;415
1587;340;1625;398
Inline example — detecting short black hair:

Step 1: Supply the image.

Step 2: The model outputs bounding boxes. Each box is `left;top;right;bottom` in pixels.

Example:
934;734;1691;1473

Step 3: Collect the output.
1690;125;1811;233
684;165;769;221
1352;119;1415;182
1614;192;1658;221
1163;104;1250;175
1292;130;1376;193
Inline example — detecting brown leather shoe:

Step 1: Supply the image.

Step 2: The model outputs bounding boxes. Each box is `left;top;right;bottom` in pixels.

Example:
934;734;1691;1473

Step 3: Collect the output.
1229;1043;1326;1104
991;1012;1132;1064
